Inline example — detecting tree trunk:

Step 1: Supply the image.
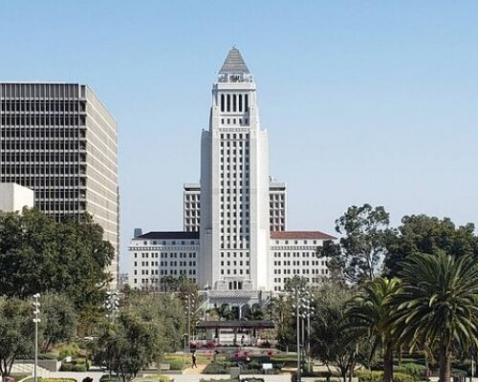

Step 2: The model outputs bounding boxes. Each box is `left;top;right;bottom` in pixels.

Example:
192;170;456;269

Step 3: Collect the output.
439;340;451;382
384;341;394;382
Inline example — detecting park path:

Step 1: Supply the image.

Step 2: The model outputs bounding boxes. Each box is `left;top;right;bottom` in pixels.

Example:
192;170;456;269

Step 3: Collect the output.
183;364;207;375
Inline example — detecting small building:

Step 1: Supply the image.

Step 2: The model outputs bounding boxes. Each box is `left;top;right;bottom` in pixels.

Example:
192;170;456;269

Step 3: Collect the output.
0;183;34;212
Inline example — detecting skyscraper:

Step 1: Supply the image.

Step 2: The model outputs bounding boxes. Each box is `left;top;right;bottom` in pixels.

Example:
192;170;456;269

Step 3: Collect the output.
129;48;335;304
200;48;271;291
0;83;119;285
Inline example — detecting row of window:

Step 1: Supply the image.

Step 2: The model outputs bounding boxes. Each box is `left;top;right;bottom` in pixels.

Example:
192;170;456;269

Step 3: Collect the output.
137;240;198;246
221;260;249;266
220;94;249;113
221;268;250;275
1;100;85;112
274;268;328;275
133;260;197;267
1;115;86;126
221;118;248;126
133;252;197;259
132;277;197;285
273;251;320;258
0;84;83;99
274;260;326;266
274;240;320;245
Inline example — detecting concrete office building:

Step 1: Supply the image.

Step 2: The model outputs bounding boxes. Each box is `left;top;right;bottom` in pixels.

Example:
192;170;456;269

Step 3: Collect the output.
0;83;119;286
0;183;34;212
129;48;335;304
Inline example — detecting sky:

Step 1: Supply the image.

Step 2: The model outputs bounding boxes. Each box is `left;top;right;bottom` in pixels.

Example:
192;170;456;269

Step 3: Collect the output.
1;1;477;271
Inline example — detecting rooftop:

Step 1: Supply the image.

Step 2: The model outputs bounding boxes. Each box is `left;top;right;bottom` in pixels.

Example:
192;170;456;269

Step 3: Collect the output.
270;231;336;240
219;47;250;74
135;231;199;240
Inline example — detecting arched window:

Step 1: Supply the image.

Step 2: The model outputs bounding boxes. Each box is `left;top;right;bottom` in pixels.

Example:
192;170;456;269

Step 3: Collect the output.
221;94;225;112
238;94;243;112
233;94;237;112
227;94;231;112
245;94;249;111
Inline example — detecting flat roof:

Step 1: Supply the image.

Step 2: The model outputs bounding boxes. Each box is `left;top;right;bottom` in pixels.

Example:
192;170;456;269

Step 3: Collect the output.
270;231;336;240
135;231;199;240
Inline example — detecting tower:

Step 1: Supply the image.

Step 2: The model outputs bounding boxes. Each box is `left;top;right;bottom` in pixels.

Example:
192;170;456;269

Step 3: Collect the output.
199;48;271;291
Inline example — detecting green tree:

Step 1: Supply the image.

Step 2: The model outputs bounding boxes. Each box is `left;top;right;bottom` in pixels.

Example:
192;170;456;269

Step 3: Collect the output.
92;313;164;382
319;204;392;284
284;275;309;292
0;298;36;382
92;293;186;382
311;283;358;382
0;209;114;330
384;215;478;277
389;252;478;382
344;277;400;382
41;294;77;351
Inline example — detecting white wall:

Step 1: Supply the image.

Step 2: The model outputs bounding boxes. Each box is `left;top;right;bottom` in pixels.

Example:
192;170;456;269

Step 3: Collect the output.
0;183;34;212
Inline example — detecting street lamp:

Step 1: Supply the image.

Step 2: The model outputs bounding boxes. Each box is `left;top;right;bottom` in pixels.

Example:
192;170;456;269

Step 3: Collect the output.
32;293;41;382
105;291;120;378
105;291;119;321
291;287;308;382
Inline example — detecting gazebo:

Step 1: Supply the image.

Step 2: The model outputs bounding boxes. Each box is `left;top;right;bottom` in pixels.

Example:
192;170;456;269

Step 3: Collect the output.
195;320;275;346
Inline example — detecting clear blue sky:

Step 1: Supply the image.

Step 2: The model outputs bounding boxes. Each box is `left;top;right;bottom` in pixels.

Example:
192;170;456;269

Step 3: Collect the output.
1;1;477;271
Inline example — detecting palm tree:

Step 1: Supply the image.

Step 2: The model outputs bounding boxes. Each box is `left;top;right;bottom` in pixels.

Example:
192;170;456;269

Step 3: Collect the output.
389;251;478;382
344;277;400;382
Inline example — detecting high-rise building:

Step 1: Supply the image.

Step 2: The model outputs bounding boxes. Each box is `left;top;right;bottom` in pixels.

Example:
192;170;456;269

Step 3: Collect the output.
128;48;336;305
0;83;119;286
199;48;271;291
183;181;286;233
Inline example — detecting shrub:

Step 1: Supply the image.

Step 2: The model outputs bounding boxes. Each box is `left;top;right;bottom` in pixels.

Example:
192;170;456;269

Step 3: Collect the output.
402;363;427;380
393;373;414;382
73;365;87;372
167;359;184;371
99;377;120;382
203;362;230;374
60;364;74;372
356;370;384;382
58;344;81;359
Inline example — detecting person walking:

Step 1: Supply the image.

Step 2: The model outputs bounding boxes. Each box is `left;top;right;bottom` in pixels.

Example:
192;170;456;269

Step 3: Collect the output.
192;351;197;368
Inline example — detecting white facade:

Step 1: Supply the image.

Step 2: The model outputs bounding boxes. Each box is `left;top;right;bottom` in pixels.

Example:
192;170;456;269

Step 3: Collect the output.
129;232;199;291
270;232;332;292
183;183;201;232
199;48;271;292
0;183;34;212
128;48;336;299
183;182;286;233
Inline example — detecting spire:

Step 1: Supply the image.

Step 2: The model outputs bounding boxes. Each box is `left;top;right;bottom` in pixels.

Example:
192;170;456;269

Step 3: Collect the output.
219;47;250;74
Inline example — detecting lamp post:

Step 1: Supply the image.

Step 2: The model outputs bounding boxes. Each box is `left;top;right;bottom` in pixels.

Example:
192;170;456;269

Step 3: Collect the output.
105;291;119;378
32;293;41;382
291;286;307;382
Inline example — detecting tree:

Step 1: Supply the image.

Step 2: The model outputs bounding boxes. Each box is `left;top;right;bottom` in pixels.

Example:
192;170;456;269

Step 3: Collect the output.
311;283;359;382
384;215;478;277
284;275;309;292
92;313;163;382
389;252;478;382
41;294;77;351
344;277;400;382
92;293;187;382
0;209;114;330
0;298;35;382
319;204;392;284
